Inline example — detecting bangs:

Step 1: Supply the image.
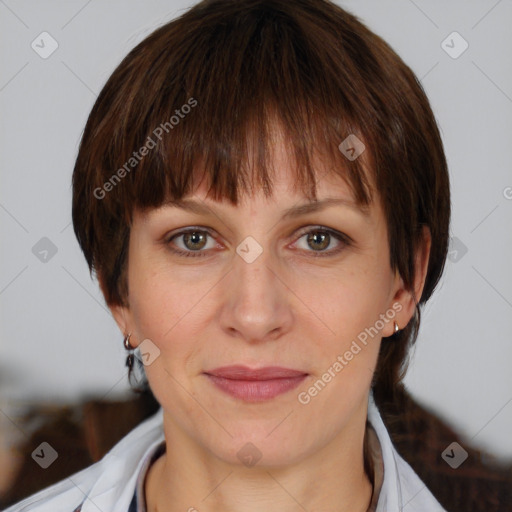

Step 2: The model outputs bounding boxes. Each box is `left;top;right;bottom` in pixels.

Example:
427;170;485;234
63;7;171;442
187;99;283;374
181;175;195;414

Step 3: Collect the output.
96;0;383;222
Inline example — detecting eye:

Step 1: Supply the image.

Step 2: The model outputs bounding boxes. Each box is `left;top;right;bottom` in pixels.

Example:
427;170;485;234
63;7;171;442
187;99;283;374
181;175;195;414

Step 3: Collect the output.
293;226;351;257
166;228;217;257
165;226;351;258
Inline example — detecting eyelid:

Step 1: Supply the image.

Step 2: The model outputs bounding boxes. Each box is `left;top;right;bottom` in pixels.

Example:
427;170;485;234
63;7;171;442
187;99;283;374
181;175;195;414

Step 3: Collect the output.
164;225;216;239
293;225;353;244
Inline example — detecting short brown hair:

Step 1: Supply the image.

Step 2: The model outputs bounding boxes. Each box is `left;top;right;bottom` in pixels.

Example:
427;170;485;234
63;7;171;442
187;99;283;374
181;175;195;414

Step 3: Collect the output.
72;0;450;398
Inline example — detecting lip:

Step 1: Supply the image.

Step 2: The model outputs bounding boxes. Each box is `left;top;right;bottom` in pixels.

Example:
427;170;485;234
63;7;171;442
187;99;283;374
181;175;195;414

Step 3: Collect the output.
204;365;308;402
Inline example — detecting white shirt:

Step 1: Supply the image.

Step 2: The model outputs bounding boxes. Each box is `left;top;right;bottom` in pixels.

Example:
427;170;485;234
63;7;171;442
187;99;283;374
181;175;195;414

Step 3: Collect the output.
5;392;447;511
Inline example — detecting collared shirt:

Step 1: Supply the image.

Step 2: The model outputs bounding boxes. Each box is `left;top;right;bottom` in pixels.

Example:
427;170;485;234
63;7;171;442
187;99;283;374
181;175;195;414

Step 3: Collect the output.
4;392;447;512
122;422;384;512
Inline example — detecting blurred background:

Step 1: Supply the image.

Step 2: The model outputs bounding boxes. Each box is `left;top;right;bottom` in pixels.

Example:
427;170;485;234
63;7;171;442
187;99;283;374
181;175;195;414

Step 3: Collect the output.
1;0;511;506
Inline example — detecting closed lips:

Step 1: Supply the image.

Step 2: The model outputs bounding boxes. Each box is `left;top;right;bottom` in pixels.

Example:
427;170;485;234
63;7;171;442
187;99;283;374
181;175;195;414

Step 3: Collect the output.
204;365;308;380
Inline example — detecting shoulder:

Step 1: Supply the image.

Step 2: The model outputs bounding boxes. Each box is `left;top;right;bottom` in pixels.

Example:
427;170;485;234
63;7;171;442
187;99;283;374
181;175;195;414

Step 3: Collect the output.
1;461;102;512
3;407;165;512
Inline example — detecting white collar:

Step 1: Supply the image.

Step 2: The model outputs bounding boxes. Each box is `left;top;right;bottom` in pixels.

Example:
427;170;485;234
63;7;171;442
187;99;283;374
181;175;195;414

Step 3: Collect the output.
367;391;444;511
6;393;446;512
81;406;165;512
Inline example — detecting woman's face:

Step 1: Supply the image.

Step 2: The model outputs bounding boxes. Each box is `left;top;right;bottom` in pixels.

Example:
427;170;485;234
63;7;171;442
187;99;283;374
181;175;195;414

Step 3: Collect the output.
112;140;420;468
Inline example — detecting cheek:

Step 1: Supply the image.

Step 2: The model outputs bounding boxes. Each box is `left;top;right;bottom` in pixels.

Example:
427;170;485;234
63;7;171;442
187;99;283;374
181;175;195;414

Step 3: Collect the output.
127;262;215;358
126;269;199;396
303;262;392;335
293;262;393;392
128;273;170;339
293;268;389;417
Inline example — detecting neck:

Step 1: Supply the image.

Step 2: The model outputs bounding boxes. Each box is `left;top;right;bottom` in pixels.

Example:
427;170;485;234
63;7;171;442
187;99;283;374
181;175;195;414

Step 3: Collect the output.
145;402;374;512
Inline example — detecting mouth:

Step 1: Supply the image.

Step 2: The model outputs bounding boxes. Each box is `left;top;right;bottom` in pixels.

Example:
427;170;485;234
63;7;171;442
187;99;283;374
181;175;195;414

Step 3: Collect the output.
203;365;308;402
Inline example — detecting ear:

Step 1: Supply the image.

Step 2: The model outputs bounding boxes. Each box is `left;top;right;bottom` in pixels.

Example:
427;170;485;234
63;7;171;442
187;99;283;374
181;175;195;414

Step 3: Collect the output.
385;226;431;335
110;303;131;338
98;273;135;345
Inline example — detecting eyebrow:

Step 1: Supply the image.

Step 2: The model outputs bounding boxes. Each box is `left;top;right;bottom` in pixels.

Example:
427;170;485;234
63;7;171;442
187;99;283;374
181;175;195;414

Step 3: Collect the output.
280;198;370;219
162;197;370;219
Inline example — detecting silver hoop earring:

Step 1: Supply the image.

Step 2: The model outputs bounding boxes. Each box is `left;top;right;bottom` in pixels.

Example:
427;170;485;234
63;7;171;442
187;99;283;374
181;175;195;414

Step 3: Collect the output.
123;332;134;350
124;333;135;369
393;321;400;334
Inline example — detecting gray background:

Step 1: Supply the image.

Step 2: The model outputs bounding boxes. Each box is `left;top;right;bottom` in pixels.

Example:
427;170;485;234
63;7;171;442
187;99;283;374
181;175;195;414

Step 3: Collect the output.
1;0;511;461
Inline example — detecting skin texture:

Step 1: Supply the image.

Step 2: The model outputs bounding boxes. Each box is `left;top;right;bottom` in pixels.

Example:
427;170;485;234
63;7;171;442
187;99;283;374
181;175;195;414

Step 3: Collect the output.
107;135;431;512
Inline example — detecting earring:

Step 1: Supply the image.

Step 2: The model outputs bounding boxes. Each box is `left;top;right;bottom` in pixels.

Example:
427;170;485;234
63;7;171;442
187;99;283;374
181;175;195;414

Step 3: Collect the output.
123;332;134;350
124;332;135;369
393;321;400;334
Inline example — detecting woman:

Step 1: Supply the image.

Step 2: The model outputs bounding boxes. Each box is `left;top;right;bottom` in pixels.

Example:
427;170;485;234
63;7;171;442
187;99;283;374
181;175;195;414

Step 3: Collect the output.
4;0;487;510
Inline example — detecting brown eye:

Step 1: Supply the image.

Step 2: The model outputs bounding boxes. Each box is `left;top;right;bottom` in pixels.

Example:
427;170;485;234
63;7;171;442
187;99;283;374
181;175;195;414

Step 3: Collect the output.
166;228;216;257
294;227;351;257
182;231;208;251
306;231;331;251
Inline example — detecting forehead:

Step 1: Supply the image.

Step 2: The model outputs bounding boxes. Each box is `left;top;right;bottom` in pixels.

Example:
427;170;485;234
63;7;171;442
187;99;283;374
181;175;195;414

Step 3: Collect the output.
137;137;378;226
202;127;374;202
199;165;363;210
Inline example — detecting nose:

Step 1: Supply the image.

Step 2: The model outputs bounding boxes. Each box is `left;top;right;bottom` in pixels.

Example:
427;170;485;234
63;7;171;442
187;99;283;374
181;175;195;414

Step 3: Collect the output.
218;245;294;345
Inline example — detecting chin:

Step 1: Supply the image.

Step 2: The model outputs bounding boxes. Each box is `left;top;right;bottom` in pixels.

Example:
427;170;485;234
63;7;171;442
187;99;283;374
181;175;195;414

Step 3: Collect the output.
210;430;315;469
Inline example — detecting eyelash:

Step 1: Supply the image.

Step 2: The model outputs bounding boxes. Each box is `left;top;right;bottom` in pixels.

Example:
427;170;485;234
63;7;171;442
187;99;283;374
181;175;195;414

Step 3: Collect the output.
165;226;352;258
